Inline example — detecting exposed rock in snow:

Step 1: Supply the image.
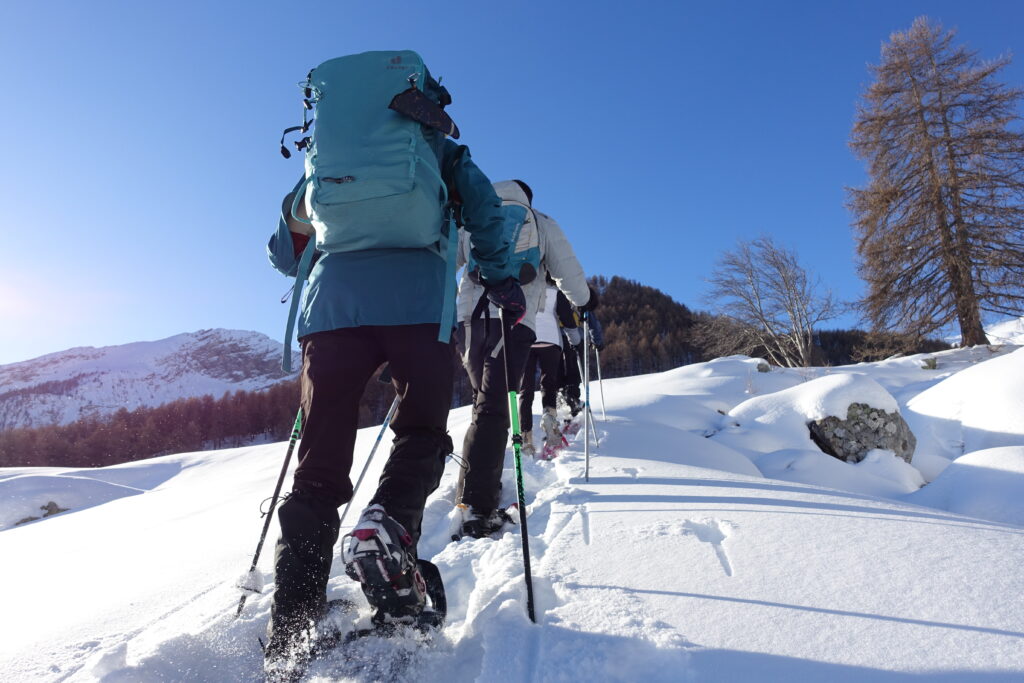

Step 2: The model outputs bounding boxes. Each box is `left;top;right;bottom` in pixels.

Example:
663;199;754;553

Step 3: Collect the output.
807;402;916;464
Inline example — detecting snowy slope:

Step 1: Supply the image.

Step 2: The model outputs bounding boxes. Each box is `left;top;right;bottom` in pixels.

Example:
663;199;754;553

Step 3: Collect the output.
2;344;1023;682
0;329;296;430
986;317;1024;345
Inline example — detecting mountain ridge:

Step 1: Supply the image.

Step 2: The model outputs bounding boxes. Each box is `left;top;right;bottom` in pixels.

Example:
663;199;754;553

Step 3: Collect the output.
0;329;296;431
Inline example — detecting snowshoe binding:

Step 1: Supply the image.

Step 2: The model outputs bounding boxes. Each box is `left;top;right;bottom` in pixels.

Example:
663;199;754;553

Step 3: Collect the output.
342;504;445;631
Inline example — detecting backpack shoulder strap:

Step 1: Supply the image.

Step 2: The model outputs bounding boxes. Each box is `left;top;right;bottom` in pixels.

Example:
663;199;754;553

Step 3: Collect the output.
437;219;459;343
281;238;317;372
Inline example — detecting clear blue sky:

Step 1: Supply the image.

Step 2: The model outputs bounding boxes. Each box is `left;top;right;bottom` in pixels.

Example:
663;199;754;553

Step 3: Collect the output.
2;1;1023;365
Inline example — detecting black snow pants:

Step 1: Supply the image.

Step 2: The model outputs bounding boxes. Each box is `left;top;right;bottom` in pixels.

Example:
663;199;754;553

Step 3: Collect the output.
455;316;535;513
561;341;582;405
518;343;563;432
267;324;454;652
291;324;455;543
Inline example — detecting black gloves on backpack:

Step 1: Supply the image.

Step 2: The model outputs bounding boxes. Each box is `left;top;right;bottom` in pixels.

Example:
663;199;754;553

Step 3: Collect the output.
485;277;527;324
579;285;600;313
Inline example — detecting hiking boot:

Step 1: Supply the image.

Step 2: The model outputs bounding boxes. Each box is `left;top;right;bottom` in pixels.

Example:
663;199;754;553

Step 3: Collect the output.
264;490;339;673
457;505;515;539
541;407;563;446
560;390;582;418
342;504;426;624
566;395;582;418
520;430;536;457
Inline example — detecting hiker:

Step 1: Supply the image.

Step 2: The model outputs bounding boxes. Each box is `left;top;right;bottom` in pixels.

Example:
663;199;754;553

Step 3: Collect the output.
519;283;579;458
454;179;597;538
262;51;523;673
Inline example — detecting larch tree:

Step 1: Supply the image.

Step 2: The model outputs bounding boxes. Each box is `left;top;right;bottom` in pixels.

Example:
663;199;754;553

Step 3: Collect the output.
849;17;1024;346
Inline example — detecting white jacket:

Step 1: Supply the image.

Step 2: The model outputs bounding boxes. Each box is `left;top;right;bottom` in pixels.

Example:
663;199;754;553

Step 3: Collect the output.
533;286;563;347
456;180;590;332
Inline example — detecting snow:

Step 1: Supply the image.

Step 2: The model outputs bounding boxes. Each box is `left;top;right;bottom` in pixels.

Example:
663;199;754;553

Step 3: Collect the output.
1;329;1024;681
904;447;1024;527
711;373;900;465
904;347;1024;467
986;317;1024;345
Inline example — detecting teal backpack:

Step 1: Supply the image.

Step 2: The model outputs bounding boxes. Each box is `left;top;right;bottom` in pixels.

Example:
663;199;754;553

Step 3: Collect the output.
277;50;461;370
466;203;538;284
466;181;540;285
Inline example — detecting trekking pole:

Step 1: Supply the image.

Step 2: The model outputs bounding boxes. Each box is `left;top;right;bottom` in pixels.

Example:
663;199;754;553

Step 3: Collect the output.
499;308;537;624
573;354;600;447
339;393;400;530
235;407;303;619
593;338;607;421
584;316;591;482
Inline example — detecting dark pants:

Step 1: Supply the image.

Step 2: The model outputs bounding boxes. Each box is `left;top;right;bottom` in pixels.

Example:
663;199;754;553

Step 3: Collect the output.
292;324;455;544
268;324;454;652
519;344;563;432
561;342;582;404
455;317;535;513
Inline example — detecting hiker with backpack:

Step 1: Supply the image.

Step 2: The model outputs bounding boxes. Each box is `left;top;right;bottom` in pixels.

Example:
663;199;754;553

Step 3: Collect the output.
518;282;579;458
453;179;597;538
262;51;524;677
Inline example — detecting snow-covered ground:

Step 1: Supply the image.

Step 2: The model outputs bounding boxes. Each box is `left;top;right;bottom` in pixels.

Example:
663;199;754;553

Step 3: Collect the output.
2;341;1023;681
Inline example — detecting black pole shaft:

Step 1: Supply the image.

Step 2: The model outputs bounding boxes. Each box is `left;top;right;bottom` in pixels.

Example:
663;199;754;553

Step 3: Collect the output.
235;407;303;619
338;395;400;530
498;309;537;623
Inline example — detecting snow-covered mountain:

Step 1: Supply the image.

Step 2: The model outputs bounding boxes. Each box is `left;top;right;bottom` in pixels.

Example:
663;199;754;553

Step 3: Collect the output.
2;340;1023;681
0;329;296;431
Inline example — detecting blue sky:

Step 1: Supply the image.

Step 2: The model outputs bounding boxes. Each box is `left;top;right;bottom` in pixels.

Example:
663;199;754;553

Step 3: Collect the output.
1;1;1023;365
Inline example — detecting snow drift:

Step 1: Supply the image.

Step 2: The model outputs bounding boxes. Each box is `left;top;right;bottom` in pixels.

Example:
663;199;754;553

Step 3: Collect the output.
1;339;1023;681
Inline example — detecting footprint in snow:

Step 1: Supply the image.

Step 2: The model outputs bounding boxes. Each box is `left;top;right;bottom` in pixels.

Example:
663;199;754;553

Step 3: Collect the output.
682;518;737;577
640;518;737;577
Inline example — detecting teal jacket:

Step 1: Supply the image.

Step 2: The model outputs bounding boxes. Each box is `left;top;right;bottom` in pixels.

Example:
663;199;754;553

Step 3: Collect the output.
268;140;511;340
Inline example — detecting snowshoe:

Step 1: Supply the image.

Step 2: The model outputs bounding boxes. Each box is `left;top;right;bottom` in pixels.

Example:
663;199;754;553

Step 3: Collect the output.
562;413;583;437
541;407;565;450
450;503;519;541
344;560;447;640
262;599;357;682
323;577;444;682
539;435;569;460
341;504;428;625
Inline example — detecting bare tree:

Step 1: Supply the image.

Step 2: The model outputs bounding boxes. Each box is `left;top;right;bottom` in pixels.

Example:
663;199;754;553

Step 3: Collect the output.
849;17;1024;346
700;236;842;367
